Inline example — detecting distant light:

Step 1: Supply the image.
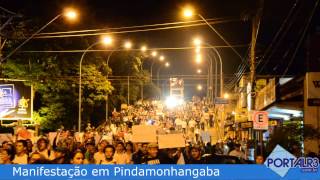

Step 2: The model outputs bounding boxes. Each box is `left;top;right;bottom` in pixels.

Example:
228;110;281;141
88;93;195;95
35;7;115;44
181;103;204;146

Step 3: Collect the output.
197;85;203;91
64;8;78;20
197;69;202;73
101;35;113;45
151;51;158;57
193;38;202;46
159;55;165;61
183;8;194;18
141;45;147;52
165;62;170;67
165;96;184;109
195;54;202;63
195;47;201;53
232;111;236;115
224;93;230;99
124;41;132;49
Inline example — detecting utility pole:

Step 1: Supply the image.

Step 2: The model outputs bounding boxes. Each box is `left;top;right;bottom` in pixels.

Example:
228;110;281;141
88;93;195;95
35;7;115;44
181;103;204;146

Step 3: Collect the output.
250;0;264;155
127;76;130;105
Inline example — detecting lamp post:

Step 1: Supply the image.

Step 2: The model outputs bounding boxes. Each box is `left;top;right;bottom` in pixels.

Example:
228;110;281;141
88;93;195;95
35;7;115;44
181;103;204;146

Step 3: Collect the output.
156;62;170;99
3;8;78;61
105;41;132;119
150;55;164;80
193;38;223;97
78;35;112;132
182;7;243;61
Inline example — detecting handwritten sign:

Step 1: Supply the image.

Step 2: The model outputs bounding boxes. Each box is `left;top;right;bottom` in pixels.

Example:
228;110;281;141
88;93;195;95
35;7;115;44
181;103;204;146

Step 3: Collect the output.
158;133;185;149
132;125;157;143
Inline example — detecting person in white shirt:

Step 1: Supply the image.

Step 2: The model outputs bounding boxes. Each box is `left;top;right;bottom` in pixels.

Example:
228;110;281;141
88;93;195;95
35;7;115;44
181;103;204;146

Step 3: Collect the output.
94;143;106;164
229;144;246;159
113;142;131;164
12;140;28;164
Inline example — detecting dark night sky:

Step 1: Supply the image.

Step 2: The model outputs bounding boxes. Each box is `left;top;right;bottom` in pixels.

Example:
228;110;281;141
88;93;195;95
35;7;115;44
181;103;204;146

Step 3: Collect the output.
1;0;319;97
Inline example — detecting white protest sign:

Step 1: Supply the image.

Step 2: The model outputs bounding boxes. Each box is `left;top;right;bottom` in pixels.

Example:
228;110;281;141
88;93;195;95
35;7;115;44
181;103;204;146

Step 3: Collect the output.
158;133;185;149
132;125;157;143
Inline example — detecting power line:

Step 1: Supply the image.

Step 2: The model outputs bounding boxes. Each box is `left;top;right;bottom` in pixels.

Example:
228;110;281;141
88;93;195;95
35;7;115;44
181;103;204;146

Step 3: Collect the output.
32;19;239;39
35;17;234;36
257;0;300;74
281;0;319;77
17;44;249;53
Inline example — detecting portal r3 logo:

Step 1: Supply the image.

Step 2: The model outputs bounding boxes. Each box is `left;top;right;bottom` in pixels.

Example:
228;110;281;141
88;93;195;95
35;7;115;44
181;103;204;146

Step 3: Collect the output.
264;145;319;177
266;157;319;171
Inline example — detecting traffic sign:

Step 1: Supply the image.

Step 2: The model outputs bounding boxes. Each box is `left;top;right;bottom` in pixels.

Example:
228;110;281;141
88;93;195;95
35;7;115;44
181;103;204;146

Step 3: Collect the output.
252;111;268;130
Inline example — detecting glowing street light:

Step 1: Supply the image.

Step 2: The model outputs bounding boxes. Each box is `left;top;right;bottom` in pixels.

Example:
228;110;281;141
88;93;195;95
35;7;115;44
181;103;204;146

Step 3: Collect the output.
197;85;203;91
101;35;113;46
195;54;202;64
224;93;230;99
165;62;170;67
159;55;165;61
197;69;202;74
151;51;158;57
64;8;78;20
195;46;201;53
183;7;194;18
124;41;132;49
141;45;147;52
193;38;202;46
4;7;79;61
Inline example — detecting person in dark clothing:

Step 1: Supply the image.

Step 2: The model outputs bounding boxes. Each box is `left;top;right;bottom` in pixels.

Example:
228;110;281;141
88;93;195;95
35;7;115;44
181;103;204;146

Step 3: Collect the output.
187;145;207;164
132;143;148;164
141;143;161;164
159;148;179;164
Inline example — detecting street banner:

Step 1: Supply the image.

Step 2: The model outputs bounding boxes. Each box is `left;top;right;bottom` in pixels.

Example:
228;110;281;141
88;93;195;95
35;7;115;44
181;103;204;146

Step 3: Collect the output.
252;111;269;130
0;80;33;120
158;133;185;149
132;125;157;143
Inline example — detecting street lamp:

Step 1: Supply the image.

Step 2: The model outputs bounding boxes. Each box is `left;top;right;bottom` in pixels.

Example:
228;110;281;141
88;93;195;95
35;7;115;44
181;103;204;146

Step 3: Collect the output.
105;41;134;118
151;51;158;57
140;45;147;52
157;62;170;86
4;8;78;61
150;55;165;79
192;38;223;97
159;55;165;61
182;6;243;61
193;38;202;46
78;36;113;132
124;41;132;49
195;54;202;64
157;62;170;99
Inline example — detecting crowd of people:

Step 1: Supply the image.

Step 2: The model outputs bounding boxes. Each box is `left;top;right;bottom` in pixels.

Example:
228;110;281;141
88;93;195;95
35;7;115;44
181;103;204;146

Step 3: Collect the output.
1;98;315;165
0;135;264;165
